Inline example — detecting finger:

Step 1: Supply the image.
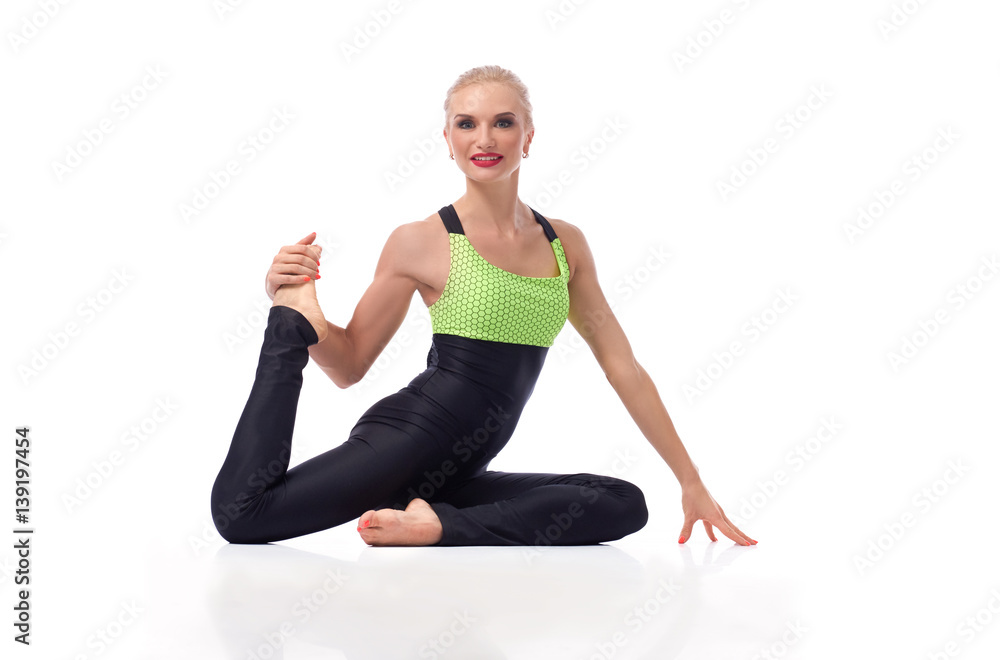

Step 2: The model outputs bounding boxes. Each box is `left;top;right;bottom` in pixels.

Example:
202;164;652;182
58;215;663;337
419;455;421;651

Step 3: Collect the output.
678;518;695;544
703;520;717;542
296;232;317;246
275;274;317;288
276;250;320;272
273;267;319;282
271;261;319;277
720;511;756;545
279;245;320;261
713;515;753;546
285;254;321;270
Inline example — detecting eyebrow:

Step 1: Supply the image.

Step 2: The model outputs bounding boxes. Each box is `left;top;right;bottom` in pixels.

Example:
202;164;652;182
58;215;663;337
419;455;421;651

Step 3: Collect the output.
453;112;517;120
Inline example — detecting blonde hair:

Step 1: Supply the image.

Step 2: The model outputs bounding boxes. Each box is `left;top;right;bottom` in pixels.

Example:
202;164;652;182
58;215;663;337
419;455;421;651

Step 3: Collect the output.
443;65;534;134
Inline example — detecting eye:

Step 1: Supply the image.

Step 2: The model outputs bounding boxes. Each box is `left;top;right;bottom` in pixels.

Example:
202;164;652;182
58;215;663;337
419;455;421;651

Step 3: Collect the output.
457;119;514;129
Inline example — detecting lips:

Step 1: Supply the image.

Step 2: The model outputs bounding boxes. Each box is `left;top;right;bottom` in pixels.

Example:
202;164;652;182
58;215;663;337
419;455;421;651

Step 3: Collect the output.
471;152;503;167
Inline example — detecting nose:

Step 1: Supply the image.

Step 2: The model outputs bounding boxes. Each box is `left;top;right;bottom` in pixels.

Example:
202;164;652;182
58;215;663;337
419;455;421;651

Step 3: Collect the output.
475;125;494;150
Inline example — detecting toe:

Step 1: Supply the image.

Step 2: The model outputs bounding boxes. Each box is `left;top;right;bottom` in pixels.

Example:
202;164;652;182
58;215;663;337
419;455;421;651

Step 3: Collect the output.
357;511;375;531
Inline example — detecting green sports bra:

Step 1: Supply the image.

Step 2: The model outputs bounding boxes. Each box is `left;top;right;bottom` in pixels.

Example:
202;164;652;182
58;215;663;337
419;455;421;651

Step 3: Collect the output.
427;204;570;347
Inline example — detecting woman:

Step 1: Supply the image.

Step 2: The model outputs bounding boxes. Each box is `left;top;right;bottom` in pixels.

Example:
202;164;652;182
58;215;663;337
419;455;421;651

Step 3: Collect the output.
210;65;757;548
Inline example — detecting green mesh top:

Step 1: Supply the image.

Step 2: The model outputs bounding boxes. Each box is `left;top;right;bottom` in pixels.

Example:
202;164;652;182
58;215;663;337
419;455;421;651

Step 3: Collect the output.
427;204;570;347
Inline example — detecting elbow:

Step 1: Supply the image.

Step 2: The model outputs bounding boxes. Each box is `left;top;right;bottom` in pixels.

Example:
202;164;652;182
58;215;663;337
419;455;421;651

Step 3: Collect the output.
319;363;363;389
605;359;642;389
333;371;362;389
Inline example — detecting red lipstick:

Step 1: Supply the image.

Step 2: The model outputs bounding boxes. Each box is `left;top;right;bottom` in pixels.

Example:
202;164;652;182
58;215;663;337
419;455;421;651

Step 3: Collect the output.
470;152;503;168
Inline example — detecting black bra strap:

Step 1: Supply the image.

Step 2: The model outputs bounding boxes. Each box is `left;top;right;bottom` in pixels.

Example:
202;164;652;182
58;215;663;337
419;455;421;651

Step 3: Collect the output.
529;206;558;242
438;205;465;234
440;204;557;241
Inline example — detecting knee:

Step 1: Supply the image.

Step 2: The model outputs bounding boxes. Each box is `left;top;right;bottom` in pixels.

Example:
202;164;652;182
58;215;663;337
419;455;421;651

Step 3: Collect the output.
614;479;649;536
583;475;648;539
210;488;261;544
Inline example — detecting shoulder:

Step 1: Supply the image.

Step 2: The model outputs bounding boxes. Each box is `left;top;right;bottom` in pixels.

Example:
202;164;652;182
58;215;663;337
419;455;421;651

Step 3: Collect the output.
541;216;592;280
546;216;584;244
385;212;445;248
376;211;448;280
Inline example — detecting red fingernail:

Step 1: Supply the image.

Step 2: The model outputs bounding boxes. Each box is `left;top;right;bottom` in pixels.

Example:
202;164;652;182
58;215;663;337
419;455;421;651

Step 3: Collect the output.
302;276;310;282
678;536;686;544
315;275;321;280
362;519;370;528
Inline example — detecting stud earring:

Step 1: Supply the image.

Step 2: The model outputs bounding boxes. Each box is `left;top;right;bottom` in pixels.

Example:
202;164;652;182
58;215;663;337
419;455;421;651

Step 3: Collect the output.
450;154;454;159
522;153;528;158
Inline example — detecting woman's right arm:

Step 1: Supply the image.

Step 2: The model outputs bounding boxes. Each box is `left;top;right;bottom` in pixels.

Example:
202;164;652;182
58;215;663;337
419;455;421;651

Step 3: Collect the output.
304;223;424;389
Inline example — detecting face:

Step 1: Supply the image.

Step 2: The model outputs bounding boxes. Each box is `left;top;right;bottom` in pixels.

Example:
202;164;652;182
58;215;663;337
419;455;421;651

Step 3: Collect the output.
444;83;533;180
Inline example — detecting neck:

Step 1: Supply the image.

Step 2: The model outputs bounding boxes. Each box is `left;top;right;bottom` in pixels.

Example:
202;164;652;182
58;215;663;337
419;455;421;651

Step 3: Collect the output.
454;167;529;237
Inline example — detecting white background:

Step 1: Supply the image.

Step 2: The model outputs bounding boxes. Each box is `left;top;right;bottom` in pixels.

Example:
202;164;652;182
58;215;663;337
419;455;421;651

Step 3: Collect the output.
2;0;998;658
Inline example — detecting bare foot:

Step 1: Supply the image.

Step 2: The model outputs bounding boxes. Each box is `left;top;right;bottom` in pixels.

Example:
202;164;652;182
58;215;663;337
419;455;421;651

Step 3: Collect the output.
357;498;443;546
272;278;328;343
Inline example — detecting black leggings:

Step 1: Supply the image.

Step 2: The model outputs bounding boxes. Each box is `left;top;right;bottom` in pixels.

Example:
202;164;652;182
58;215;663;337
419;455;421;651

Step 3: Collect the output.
210;305;648;546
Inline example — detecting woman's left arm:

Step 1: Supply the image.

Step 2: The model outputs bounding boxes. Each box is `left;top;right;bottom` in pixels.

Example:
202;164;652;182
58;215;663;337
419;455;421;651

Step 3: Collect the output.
556;220;757;547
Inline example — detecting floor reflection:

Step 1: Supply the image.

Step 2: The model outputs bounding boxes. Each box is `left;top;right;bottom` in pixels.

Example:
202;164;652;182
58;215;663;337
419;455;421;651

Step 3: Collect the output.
207;542;653;659
203;536;795;659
